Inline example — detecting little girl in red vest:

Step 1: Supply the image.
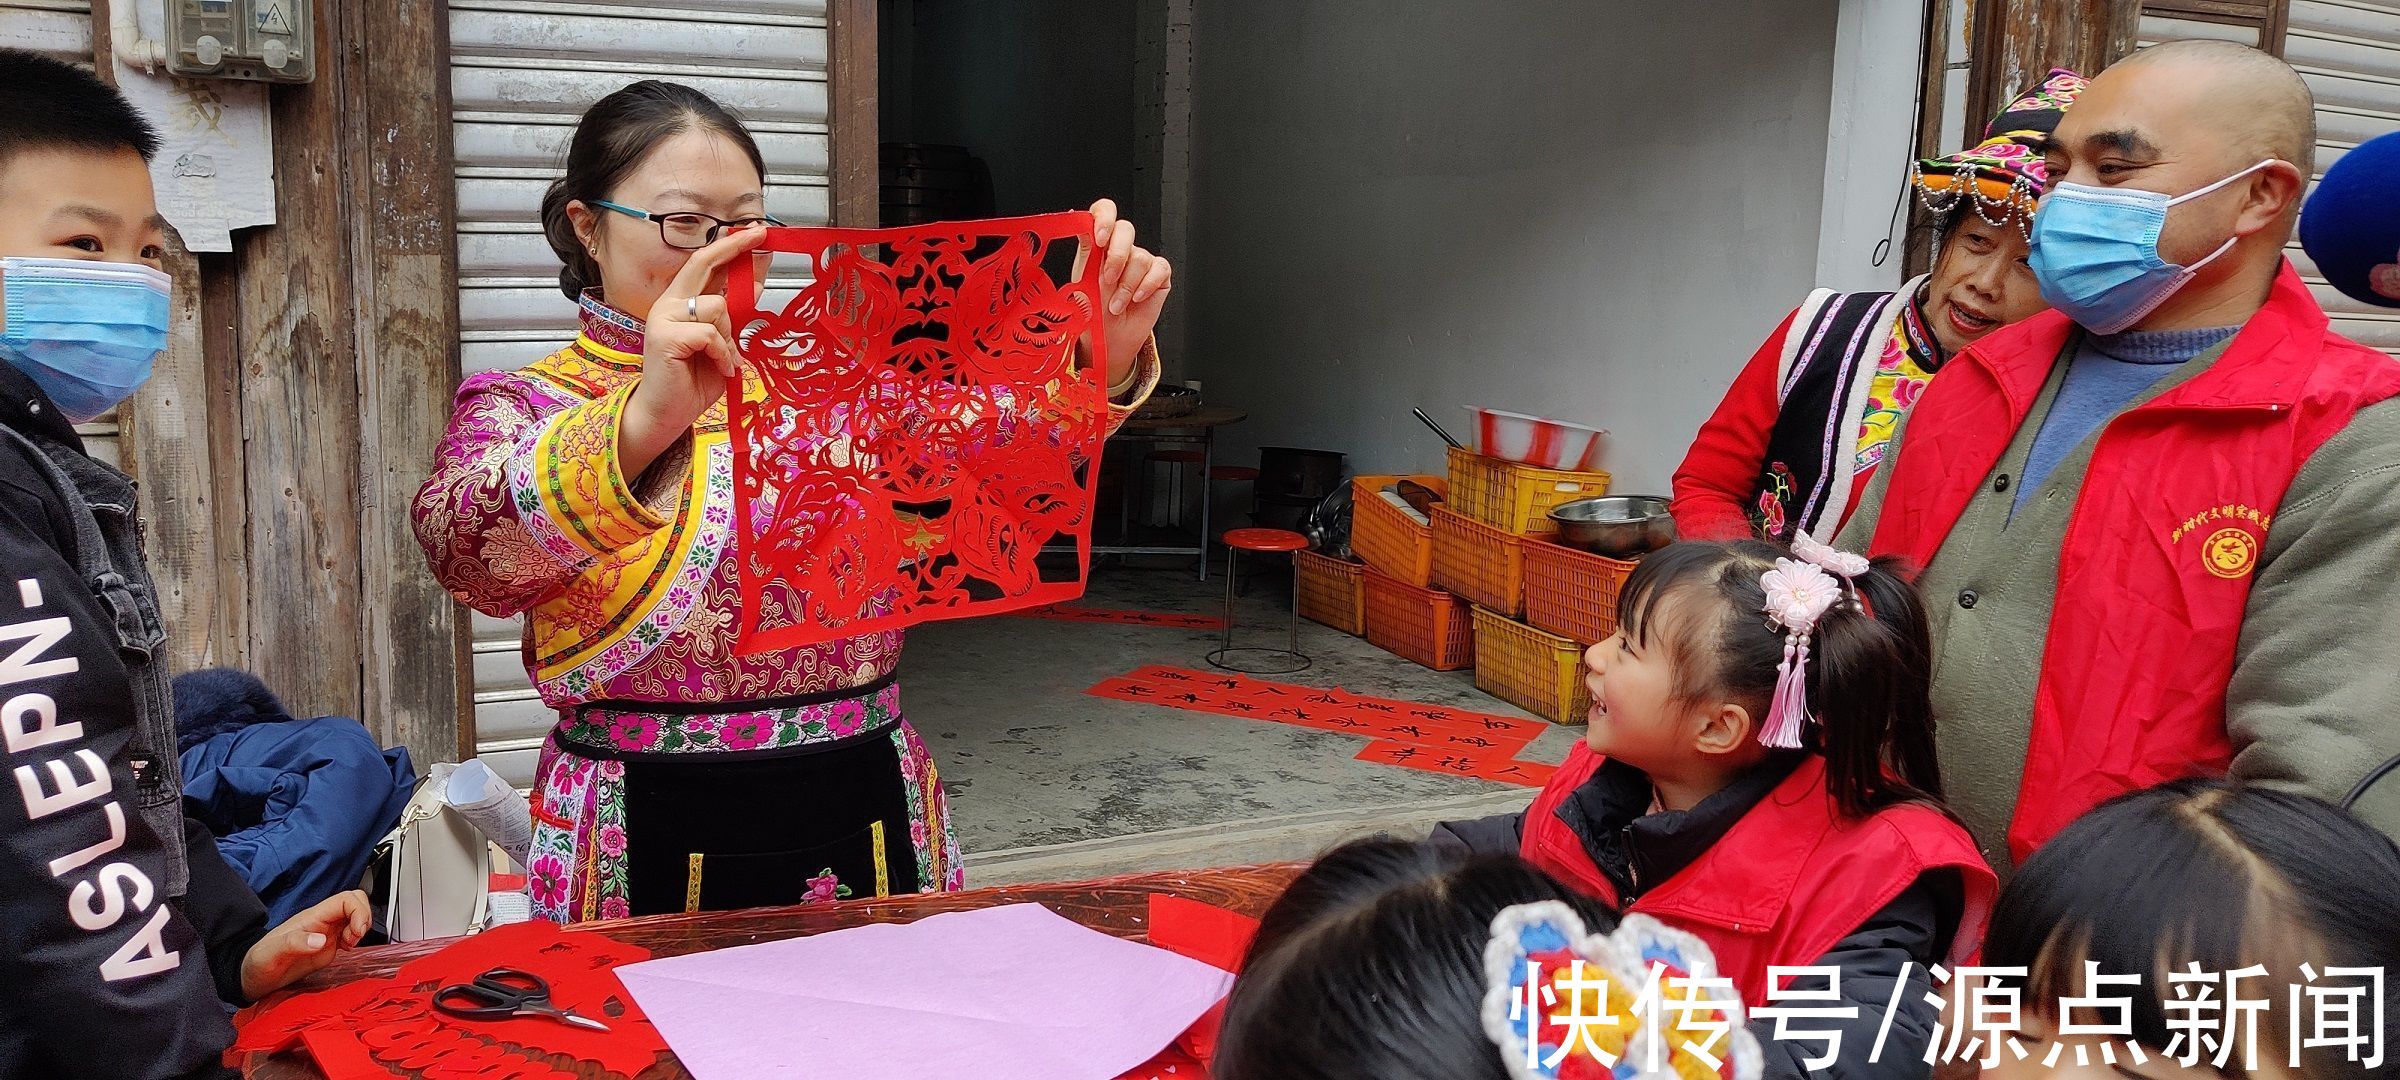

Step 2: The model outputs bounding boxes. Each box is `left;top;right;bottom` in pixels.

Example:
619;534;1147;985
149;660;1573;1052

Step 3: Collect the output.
1434;534;1997;1080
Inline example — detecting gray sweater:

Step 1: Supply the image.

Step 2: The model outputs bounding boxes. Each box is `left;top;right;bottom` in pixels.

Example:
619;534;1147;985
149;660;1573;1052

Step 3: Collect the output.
1837;335;2400;871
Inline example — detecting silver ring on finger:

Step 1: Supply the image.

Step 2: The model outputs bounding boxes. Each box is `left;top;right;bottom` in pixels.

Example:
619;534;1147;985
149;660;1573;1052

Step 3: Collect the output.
687;296;699;320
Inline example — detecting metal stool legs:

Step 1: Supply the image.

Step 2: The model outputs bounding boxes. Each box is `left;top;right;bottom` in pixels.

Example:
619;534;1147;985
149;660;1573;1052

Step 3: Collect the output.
1206;545;1311;675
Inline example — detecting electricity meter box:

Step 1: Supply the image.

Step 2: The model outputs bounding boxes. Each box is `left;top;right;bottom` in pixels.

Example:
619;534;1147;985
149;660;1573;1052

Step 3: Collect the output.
165;0;313;84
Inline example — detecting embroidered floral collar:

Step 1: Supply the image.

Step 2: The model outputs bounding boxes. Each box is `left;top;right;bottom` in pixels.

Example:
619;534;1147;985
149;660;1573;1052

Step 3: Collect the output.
1899;287;1948;372
577;289;647;362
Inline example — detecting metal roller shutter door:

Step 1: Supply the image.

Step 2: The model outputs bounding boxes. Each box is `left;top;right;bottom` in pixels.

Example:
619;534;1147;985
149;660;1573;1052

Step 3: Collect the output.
2284;0;2400;357
450;0;831;787
1;1;92;63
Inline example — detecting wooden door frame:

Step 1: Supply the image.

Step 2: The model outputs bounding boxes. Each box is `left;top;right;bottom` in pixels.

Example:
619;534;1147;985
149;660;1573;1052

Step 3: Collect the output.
90;0;471;765
831;0;879;228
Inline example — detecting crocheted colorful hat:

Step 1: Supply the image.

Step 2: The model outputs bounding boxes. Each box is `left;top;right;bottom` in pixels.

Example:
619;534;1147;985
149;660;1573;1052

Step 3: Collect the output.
1482;906;1764;1080
1913;67;2090;230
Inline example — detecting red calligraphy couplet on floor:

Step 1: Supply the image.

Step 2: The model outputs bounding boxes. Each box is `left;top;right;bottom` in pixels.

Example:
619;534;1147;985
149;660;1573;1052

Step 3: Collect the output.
729;212;1113;653
1006;604;1228;630
1088;666;1561;787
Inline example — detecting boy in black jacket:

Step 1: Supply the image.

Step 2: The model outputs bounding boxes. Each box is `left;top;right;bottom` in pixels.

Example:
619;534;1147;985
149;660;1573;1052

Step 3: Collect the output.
0;49;370;1080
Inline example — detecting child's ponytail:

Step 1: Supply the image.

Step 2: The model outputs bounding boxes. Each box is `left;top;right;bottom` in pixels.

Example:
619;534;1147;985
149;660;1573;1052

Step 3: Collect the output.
1803;553;1943;818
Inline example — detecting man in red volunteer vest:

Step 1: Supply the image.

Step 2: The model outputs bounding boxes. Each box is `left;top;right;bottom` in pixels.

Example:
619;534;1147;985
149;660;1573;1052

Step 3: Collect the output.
1835;40;2400;869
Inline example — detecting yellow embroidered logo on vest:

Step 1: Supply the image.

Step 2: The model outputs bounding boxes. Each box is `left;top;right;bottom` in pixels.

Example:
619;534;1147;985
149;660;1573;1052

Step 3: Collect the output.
2170;503;2271;580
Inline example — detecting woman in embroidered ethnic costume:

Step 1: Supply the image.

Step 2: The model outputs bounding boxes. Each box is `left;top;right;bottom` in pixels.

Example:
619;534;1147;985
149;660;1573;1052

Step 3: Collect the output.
412;82;1168;921
1670;69;2087;545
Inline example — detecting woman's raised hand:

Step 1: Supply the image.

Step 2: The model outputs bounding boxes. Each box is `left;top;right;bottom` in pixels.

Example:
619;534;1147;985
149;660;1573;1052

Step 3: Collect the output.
1077;198;1172;388
621;226;768;477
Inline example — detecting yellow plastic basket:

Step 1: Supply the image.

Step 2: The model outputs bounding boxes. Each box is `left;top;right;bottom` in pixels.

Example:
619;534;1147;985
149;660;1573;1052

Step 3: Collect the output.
1522;535;1639;645
1364;569;1475;671
1472;607;1593;725
1445;446;1611;535
1351;474;1444;586
1295;550;1367;636
1430;505;1527;617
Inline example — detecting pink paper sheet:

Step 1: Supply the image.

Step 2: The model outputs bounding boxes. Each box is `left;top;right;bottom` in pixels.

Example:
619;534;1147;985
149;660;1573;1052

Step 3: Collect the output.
615;903;1235;1080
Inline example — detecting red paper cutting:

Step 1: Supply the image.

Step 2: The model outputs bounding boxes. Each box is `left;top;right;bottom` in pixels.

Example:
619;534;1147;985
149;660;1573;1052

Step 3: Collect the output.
231;921;669;1079
729;212;1112;653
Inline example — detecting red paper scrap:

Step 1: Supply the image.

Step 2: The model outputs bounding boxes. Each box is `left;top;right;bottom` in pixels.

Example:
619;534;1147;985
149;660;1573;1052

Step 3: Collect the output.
1145;894;1258;975
298;1025;386;1080
729;213;1113;653
1006;604;1227;630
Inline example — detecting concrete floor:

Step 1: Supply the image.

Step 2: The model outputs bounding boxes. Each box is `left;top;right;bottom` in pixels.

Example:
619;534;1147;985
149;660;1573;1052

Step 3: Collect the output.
903;559;1584;885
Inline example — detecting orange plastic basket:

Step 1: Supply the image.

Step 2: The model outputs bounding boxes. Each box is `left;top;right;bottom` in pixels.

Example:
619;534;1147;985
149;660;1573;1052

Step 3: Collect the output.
1364;569;1475;671
1351;474;1445;587
1445;446;1611;535
1430;505;1527;617
1472;607;1593;725
1295;550;1367;636
1522;536;1639;645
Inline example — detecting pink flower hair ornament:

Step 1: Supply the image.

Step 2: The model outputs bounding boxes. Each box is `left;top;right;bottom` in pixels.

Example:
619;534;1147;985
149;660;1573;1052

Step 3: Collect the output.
1757;557;1842;750
1789;529;1869;580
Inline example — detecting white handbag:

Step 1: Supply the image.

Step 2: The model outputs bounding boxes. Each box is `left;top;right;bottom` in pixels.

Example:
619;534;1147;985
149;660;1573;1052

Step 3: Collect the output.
370;762;491;941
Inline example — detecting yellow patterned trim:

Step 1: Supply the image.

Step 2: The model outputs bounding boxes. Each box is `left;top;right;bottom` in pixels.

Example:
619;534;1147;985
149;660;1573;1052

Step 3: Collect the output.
870;820;890;898
523;335;641;400
532;381;670;557
1105;337;1164;440
684;853;705;913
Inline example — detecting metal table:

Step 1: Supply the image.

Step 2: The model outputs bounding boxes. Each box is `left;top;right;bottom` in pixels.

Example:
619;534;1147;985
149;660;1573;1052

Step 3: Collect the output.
1098;406;1249;580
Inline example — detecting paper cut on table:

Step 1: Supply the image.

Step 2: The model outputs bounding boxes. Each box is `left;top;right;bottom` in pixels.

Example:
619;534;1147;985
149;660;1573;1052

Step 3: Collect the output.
229;920;666;1079
617;902;1233;1080
729;213;1113;653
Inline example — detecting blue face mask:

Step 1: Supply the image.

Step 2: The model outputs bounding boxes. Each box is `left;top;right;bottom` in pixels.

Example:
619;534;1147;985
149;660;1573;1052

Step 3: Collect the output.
2028;159;2278;335
0;256;173;424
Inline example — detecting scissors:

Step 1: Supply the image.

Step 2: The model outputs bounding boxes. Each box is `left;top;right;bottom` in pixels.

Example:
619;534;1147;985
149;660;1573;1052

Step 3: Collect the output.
432;967;611;1032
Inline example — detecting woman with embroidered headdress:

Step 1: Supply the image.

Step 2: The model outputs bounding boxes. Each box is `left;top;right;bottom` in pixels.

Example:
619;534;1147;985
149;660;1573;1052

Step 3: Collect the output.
1672;69;2087;543
412;81;1169;921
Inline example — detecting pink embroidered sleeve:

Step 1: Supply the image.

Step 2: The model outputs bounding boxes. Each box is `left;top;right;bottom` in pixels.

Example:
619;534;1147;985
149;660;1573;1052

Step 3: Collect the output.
412;373;669;617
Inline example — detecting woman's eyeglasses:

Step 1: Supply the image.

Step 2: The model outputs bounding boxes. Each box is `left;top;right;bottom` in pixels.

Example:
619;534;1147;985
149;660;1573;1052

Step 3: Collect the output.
591;200;784;250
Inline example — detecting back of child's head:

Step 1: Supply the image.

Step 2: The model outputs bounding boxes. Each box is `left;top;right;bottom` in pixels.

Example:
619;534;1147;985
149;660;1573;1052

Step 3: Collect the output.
0;49;160;175
1214;838;1621;1080
1614;537;1941;818
1987;779;2400;1079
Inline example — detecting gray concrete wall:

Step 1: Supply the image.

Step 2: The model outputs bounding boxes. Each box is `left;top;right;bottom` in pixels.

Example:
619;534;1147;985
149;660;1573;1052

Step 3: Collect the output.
1185;0;1843;495
882;0;1154;231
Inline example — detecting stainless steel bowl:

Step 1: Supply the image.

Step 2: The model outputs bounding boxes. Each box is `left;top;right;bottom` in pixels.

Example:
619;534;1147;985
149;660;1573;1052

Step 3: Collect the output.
1548;496;1675;559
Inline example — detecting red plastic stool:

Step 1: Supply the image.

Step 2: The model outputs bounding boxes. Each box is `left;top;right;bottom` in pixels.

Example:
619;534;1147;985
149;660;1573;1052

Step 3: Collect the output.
1210;528;1313;674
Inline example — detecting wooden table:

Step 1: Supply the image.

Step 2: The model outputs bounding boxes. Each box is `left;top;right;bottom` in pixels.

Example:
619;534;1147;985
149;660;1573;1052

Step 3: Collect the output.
240;863;1303;1079
1102;406;1250;580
